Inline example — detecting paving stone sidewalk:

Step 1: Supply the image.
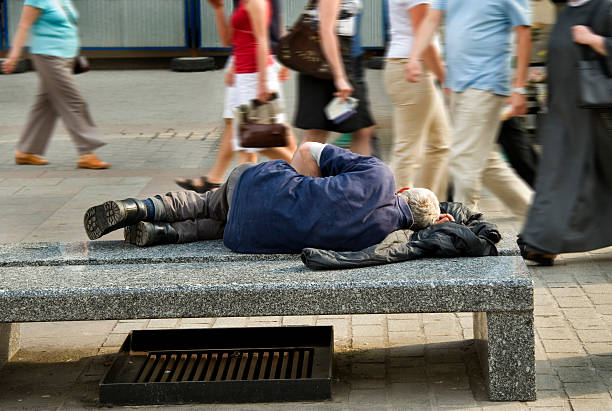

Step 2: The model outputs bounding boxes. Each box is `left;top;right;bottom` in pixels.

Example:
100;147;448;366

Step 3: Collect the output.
1;70;611;410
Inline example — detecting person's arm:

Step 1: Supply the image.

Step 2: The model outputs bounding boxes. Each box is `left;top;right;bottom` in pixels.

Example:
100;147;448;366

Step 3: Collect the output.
572;25;609;57
319;0;352;101
1;5;41;74
290;142;323;177
208;0;232;46
225;61;235;85
405;8;443;82
507;25;531;117
245;0;270;102
407;3;445;84
319;144;387;177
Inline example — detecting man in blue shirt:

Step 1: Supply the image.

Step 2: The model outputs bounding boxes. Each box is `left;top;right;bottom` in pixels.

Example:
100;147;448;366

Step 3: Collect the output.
405;0;533;219
84;143;451;253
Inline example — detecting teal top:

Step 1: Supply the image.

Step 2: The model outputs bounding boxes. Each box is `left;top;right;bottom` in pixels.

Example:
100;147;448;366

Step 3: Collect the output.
25;0;79;59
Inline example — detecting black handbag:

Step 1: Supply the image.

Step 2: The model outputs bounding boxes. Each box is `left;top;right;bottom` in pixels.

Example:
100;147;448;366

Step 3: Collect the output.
73;55;90;75
577;0;612;108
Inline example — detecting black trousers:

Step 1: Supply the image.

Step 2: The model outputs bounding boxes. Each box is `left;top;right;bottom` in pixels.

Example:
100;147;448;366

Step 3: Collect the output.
497;117;539;188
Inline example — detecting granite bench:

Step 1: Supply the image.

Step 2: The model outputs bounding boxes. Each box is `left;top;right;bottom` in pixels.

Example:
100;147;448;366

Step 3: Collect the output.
0;237;534;401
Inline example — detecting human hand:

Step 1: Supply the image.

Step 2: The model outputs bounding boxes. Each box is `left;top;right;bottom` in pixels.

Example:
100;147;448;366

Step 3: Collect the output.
436;66;446;86
434;213;455;225
257;81;270;103
507;92;527;117
528;67;546;83
278;65;290;82
443;88;451;105
1;56;18;74
572;25;597;46
224;67;235;86
333;76;353;103
206;0;224;10
405;59;423;82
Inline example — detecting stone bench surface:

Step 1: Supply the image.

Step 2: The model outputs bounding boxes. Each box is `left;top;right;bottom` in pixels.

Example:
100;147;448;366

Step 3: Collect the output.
0;241;535;402
0;241;531;323
0;234;520;268
0;241;294;267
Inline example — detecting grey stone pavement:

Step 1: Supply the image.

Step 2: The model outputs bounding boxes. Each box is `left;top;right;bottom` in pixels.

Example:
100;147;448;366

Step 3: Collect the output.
1;68;612;410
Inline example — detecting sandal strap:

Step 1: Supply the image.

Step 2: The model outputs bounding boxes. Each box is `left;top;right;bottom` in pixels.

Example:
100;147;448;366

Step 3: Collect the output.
176;176;221;193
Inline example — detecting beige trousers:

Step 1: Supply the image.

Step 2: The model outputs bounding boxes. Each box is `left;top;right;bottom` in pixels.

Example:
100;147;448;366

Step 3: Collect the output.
449;88;532;217
17;54;105;156
384;59;450;198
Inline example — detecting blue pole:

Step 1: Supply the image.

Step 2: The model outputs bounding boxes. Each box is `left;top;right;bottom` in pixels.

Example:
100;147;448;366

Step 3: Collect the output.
183;0;191;48
382;0;389;46
193;0;202;50
2;0;8;50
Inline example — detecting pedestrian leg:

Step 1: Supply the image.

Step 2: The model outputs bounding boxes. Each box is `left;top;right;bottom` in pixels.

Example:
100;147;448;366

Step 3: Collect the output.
31;54;105;156
448;89;506;211
16;79;59;156
419;83;451;199
482;150;533;219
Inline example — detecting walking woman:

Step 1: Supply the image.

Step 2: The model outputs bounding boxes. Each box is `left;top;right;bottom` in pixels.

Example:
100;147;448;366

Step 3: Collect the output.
176;0;291;193
295;0;375;155
518;0;612;265
384;0;450;197
202;0;295;163
2;0;109;169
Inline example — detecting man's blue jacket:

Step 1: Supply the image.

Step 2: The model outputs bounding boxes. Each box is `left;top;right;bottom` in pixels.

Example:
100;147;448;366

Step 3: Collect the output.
223;145;413;253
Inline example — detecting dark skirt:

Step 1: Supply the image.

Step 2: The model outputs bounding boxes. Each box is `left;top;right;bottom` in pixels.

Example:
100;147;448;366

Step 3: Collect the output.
294;38;375;133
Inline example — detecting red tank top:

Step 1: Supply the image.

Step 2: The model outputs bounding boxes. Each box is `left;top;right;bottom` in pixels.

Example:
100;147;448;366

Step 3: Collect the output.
231;0;273;74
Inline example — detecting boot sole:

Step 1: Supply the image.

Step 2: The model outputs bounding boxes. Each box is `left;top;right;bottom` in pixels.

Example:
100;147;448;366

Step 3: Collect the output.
84;201;127;240
124;222;152;246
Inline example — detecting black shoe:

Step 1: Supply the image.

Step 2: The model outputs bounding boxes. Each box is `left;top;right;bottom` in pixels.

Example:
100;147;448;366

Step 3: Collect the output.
84;198;148;240
124;221;179;247
517;236;557;266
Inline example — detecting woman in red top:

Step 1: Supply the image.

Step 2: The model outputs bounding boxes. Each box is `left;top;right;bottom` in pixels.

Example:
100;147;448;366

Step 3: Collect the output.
207;0;296;160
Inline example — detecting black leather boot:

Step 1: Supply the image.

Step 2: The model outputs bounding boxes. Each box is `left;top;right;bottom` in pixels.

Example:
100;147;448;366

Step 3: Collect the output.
84;198;148;240
124;222;179;247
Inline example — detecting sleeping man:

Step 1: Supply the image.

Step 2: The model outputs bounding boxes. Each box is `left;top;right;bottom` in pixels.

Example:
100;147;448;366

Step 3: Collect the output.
84;143;453;253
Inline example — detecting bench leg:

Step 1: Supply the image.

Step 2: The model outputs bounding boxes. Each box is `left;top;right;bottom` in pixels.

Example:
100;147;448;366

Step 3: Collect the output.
0;323;20;369
473;311;536;401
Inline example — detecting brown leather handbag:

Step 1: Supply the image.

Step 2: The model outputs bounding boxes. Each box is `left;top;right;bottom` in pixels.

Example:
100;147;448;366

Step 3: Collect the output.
277;0;333;80
239;122;287;148
236;93;288;148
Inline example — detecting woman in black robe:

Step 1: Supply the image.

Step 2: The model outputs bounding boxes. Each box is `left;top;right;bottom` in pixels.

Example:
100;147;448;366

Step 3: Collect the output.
518;0;612;265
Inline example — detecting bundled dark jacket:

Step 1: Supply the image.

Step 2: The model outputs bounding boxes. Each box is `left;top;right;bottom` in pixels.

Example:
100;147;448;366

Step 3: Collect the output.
301;202;501;270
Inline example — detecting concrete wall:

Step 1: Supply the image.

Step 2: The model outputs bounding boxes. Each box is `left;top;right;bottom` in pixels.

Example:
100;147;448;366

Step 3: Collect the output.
0;323;19;369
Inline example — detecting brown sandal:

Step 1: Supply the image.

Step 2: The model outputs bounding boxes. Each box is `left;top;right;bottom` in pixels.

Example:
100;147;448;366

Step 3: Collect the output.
175;176;221;193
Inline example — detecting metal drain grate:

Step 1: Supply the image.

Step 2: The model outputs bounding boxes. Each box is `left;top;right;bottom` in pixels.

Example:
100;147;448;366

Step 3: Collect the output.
100;326;333;405
136;348;314;383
